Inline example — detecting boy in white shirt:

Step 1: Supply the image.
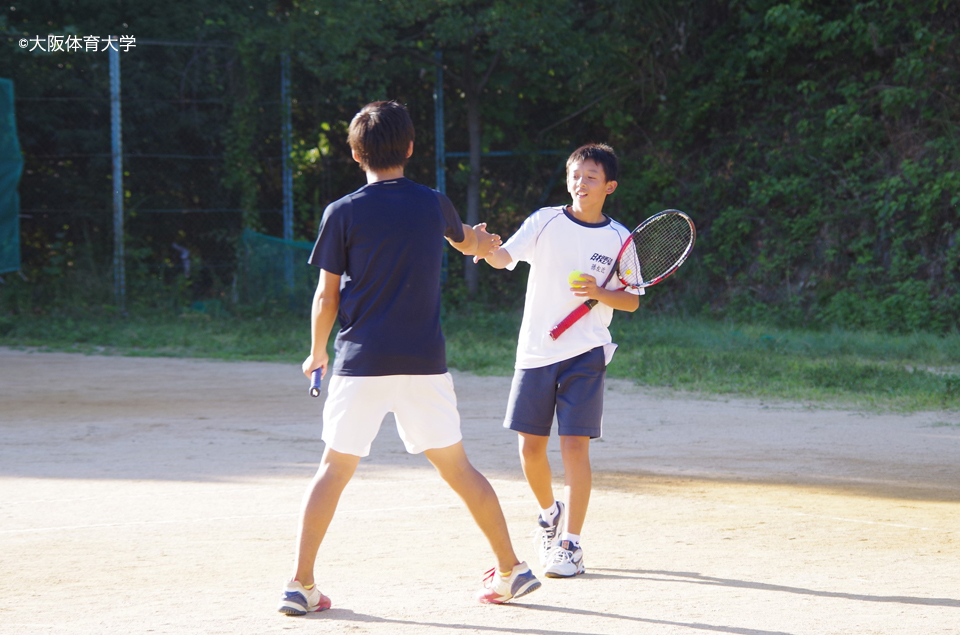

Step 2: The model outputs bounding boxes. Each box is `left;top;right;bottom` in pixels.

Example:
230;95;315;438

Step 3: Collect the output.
479;143;640;577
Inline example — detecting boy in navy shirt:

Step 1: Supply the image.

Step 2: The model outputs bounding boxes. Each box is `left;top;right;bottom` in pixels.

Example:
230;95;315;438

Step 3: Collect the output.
278;101;540;615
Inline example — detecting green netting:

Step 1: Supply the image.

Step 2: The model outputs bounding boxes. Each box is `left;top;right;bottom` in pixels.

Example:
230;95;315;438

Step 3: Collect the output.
238;229;317;312
0;78;23;275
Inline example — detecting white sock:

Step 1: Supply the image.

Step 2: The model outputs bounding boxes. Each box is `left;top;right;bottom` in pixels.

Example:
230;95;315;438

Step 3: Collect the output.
560;532;581;546
540;502;559;524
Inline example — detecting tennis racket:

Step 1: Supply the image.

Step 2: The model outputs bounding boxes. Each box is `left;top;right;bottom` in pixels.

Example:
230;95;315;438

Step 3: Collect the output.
548;209;696;340
309;368;323;398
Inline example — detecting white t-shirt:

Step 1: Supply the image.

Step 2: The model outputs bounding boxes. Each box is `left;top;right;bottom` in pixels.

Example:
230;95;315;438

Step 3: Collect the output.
503;206;643;370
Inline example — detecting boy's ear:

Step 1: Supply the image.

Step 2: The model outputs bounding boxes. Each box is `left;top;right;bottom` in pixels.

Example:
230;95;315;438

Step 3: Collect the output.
406;140;414;158
351;149;362;164
605;180;618;195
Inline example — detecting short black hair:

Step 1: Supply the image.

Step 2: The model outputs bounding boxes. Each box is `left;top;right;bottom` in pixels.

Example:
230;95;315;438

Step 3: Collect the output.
348;101;416;171
566;143;618;182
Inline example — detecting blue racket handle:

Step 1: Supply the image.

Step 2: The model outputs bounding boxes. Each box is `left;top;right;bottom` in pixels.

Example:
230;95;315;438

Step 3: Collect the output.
309;368;323;398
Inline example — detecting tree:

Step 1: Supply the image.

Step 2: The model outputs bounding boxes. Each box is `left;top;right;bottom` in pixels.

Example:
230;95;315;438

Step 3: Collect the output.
289;0;591;292
406;0;576;292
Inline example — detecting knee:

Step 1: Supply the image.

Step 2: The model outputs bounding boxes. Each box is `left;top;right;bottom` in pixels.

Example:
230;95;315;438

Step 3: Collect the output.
436;459;470;482
318;451;359;484
519;439;547;464
560;436;590;462
317;462;353;487
429;449;476;483
437;461;485;494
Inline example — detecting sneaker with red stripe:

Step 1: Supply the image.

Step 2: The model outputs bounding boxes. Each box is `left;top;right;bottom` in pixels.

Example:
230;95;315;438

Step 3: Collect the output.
477;561;541;604
277;580;332;616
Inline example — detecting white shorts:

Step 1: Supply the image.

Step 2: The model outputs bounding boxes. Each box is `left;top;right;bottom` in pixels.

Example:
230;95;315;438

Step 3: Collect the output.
321;373;462;457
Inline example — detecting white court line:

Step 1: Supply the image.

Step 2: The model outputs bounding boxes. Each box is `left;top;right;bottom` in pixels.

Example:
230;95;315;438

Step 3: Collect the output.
0;499;532;535
0;513;299;534
790;511;939;532
0;492;268;507
708;501;952;534
0;476;512;507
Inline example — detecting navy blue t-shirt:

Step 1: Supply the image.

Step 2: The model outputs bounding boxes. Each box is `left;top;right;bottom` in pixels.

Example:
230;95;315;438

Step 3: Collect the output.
308;177;465;376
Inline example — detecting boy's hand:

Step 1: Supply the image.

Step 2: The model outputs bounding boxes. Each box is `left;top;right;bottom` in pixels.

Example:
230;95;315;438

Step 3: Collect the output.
302;351;329;379
571;273;602;299
570;274;640;312
472;222;502;261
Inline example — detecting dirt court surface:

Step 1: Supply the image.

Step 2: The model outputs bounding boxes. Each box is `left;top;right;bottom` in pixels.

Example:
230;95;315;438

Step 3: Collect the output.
1;347;958;635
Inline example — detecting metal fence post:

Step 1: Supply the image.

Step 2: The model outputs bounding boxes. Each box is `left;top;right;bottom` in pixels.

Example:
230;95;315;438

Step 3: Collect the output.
433;50;449;287
281;52;294;292
109;38;125;311
433;50;445;195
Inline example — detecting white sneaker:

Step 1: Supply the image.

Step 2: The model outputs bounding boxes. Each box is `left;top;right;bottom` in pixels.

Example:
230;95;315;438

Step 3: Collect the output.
544;539;585;578
533;501;565;568
277;580;332;615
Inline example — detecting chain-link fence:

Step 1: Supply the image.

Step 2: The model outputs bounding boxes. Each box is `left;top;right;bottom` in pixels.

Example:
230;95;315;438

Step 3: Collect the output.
8;34;582;314
9;37;342;310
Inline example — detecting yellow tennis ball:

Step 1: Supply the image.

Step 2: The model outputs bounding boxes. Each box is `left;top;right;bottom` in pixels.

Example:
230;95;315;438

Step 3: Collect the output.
568;270;584;286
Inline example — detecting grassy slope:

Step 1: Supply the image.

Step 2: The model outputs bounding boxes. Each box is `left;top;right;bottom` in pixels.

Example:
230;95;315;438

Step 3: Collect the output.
443;311;960;412
2;309;958;412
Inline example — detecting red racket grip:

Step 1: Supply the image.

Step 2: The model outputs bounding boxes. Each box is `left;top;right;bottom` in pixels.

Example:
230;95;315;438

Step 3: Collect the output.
548;299;599;340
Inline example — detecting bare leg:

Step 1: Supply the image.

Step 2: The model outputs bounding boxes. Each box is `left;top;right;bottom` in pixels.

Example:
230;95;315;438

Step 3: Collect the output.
518;432;555;510
291;446;360;587
559;435;591;535
424;441;519;572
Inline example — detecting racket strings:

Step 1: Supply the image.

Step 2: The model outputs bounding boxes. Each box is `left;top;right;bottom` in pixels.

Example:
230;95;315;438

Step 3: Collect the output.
619;215;692;287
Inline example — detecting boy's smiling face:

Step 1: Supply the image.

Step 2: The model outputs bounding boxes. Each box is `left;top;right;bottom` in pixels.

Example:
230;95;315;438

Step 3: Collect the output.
567;159;617;216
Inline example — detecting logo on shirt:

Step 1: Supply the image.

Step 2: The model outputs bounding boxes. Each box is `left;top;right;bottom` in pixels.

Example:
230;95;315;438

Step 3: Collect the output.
589;253;613;266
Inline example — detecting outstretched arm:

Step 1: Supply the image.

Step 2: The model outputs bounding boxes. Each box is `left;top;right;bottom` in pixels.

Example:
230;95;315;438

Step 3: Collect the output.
478;247;513;269
447;223;501;259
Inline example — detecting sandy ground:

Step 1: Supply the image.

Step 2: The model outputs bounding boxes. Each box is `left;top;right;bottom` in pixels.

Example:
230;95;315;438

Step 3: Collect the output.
0;347;958;635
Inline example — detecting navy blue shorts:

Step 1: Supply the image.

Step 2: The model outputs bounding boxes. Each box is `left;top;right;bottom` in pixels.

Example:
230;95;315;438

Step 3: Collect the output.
503;346;606;438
